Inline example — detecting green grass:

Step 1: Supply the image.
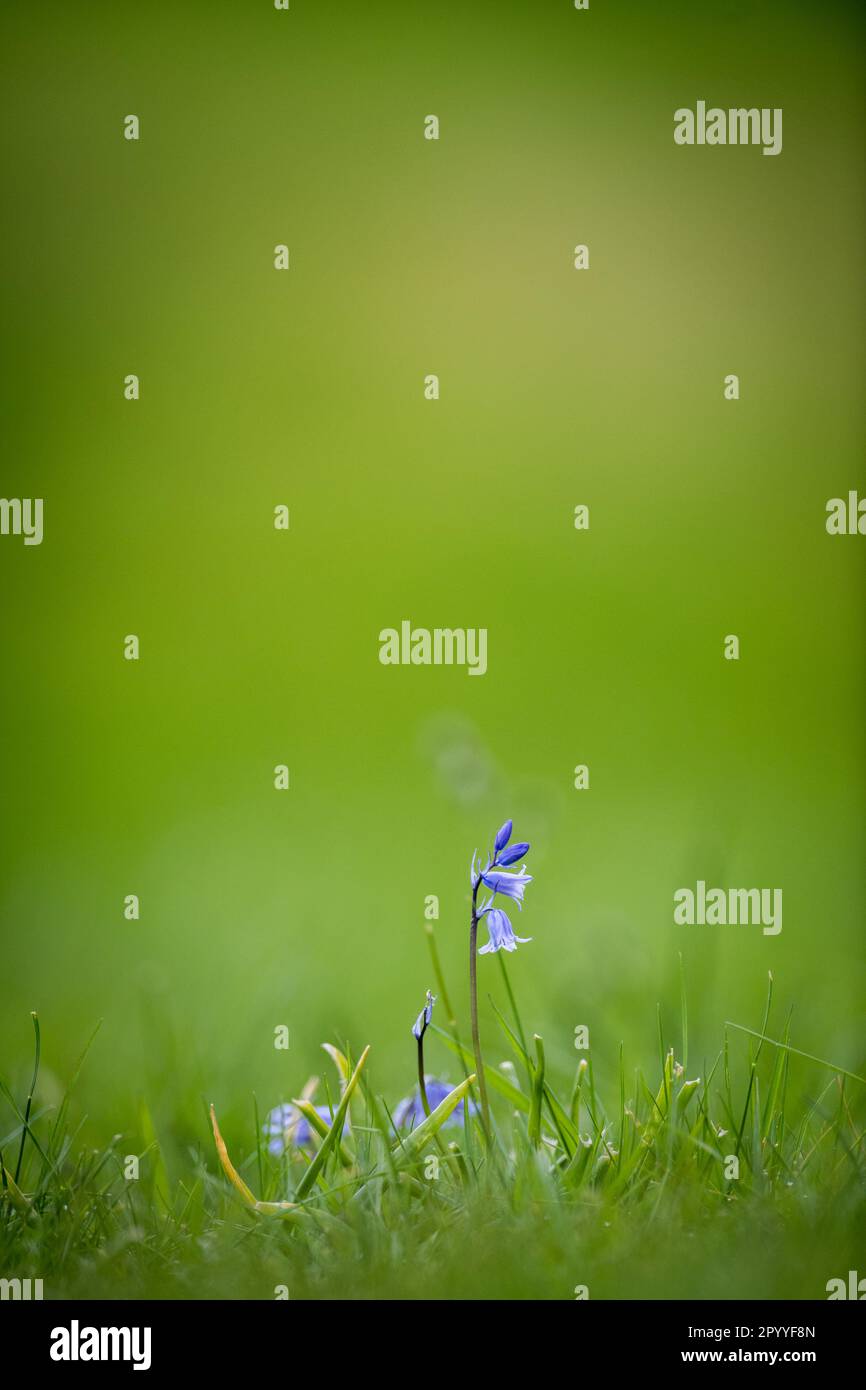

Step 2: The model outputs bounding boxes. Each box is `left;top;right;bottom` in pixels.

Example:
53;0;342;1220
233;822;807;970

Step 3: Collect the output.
1;959;864;1301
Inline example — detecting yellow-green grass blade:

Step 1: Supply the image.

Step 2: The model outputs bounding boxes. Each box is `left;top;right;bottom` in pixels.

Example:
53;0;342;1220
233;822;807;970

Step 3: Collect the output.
394;1074;476;1162
294;1046;370;1202
528;1036;545;1147
0;1157;34;1214
292;1098;354;1167
328;1043;369;1131
210;1103;299;1219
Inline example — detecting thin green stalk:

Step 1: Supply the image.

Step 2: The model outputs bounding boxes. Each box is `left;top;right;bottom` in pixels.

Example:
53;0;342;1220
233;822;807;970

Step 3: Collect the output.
14;1012;40;1185
469;879;491;1137
528;1035;545;1147
725;1022;866;1086
497;953;531;1089
252;1093;264;1198
425;922;470;1082
425;923;455;1026
679;952;689;1074
417;1037;431;1118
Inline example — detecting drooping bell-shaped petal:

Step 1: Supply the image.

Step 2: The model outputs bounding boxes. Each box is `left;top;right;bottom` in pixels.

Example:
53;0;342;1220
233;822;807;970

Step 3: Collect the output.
481;865;533;907
494;819;513;853
496;841;530;866
478;906;532;955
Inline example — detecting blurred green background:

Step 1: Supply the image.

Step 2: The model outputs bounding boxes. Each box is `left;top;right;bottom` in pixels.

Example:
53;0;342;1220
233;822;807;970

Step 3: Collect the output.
1;0;864;1164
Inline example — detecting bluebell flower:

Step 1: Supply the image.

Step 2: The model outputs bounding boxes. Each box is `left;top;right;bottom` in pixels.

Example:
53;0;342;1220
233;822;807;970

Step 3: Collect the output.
480;864;533;906
470;818;534;955
478;903;531;955
465;819;534;1131
412;990;436;1041
393;1078;477;1130
263;1102;334;1156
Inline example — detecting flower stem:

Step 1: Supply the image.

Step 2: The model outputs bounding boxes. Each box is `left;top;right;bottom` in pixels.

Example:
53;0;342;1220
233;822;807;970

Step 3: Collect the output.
417;1037;431;1118
469;879;492;1137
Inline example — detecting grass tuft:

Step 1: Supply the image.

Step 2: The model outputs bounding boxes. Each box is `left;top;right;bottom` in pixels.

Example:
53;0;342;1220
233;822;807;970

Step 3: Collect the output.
1;967;864;1300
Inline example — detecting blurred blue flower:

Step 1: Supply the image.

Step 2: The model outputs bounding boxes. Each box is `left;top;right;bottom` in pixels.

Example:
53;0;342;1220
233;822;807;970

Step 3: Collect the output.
393;1078;477;1130
478;904;531;955
263;1102;333;1156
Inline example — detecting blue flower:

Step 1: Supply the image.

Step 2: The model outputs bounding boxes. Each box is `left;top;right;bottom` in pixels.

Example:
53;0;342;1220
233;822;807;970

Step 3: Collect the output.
393;1078;477;1130
481;865;533;906
478;904;531;955
496;841;530;867
263;1102;333;1156
412;990;436;1041
492;819;530;867
494;819;513;853
471;819;534;954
